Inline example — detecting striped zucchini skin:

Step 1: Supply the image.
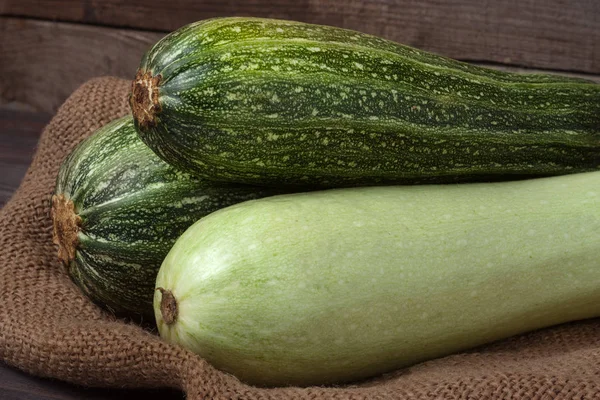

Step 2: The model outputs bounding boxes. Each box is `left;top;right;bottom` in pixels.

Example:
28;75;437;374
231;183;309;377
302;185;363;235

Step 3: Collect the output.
53;116;283;318
131;17;600;187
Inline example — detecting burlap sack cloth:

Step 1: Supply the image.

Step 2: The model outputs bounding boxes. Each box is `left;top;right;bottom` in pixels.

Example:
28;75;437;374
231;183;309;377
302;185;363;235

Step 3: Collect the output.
1;76;599;399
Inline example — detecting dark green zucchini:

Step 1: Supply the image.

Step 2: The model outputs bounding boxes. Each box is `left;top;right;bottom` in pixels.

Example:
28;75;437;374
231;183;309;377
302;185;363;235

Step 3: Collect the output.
131;17;600;187
52;116;284;318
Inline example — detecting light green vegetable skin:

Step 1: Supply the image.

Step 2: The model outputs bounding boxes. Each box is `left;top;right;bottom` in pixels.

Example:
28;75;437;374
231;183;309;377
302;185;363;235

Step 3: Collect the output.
155;171;600;387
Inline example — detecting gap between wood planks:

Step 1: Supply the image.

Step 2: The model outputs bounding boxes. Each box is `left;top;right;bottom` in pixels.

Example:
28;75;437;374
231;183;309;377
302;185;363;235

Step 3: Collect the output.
0;15;599;114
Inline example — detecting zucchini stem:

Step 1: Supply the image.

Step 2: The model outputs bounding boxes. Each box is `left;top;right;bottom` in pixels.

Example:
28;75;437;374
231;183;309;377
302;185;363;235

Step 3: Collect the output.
51;194;82;264
156;287;178;325
130;69;162;129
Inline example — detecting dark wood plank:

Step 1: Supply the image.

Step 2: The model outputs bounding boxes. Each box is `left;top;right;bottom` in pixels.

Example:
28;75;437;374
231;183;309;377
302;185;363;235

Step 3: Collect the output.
0;107;50;206
0;17;163;114
1;0;599;74
0;361;182;400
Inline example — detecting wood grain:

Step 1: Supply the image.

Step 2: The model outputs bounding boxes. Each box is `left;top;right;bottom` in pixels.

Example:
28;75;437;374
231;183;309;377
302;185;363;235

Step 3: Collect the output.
1;0;599;74
0;17;162;113
0;107;50;207
1;16;599;115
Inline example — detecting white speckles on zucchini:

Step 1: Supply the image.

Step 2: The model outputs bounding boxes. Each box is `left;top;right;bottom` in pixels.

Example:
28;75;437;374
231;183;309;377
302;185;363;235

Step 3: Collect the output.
54;116;286;318
134;17;600;187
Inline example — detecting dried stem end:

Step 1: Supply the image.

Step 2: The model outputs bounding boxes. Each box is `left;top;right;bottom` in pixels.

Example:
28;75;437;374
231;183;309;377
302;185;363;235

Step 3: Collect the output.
130;69;162;129
157;287;178;325
51;194;82;264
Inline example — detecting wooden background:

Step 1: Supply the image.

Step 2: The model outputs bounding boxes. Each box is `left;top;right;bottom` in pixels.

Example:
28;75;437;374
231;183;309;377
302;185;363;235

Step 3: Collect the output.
0;0;599;398
1;0;600;114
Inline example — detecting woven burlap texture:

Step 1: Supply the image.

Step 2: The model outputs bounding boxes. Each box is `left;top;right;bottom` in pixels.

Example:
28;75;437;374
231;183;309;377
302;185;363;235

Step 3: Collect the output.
1;77;599;399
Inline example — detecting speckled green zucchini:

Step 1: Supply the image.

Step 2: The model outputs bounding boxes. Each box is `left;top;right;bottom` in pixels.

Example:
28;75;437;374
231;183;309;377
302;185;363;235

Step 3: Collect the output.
131;17;600;187
52;116;283;318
